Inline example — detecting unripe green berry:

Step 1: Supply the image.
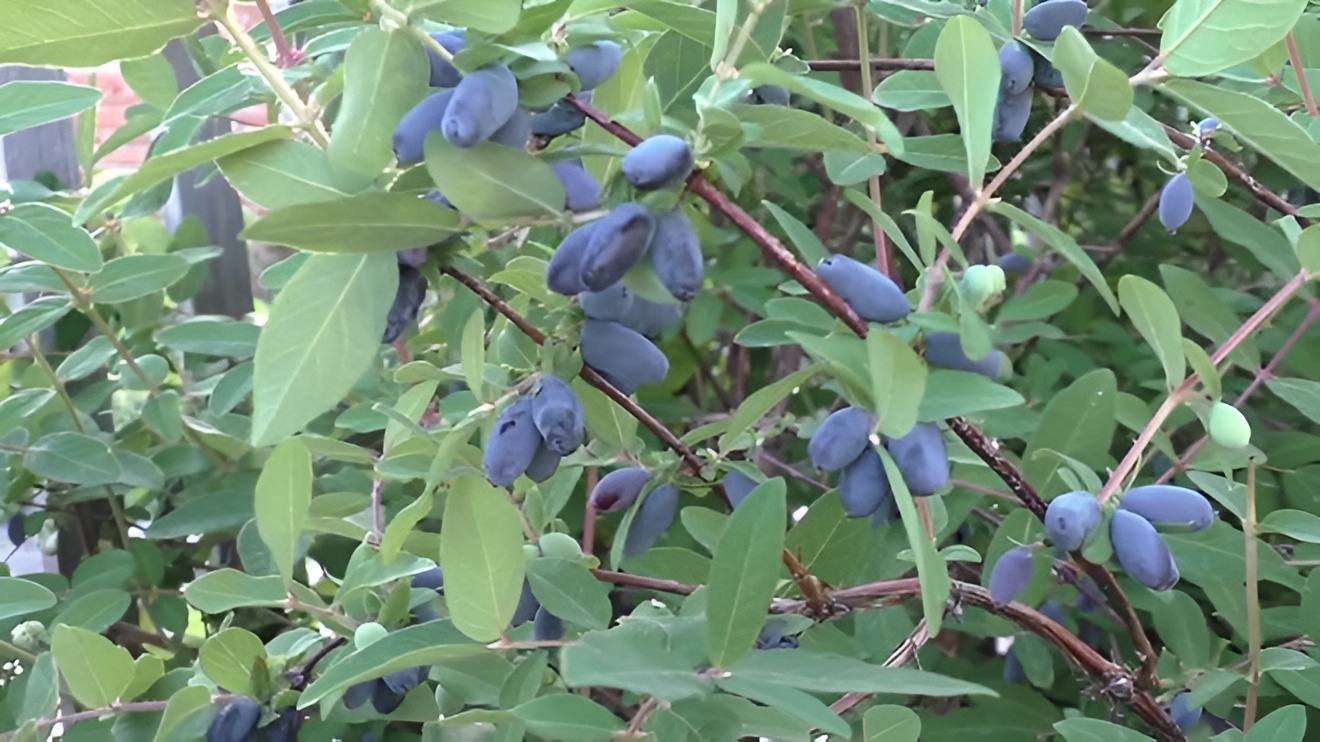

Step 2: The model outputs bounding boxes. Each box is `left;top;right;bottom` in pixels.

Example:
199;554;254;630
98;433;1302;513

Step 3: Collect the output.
1208;402;1251;449
523;544;541;561
538;532;583;560
960;264;1007;311
354;621;389;649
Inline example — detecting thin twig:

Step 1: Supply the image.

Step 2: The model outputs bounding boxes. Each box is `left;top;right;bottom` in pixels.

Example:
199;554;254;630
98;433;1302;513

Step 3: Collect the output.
254;0;299;67
1159;125;1308;224
1286;32;1320;119
290;636;347;690
806;58;934;72
1099;270;1311;501
1159;300;1320;483
1244;460;1262;732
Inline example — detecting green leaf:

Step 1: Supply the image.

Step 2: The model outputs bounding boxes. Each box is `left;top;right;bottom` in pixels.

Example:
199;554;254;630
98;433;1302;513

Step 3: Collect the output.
988;202;1118;313
731;104;872;152
1245;705;1307;741
1158;0;1307;77
560;620;713;701
1260;509;1320;543
51;625;133;708
199;628;266;697
401;0;522;34
718;364;819;451
0;203;103;272
0;578;57;621
53;589;132;634
1161;78;1320;193
933;15;998;184
718;676;852;737
1052;27;1133;122
706;478;786;667
880;446;950;635
511;695;624;741
440;472;526;642
0;81;102;136
917;370;1024;421
1055;717;1155;741
25;432;121;486
1193;193;1300;279
250;252;397;446
726;649;995;696
894;134;1003;176
1118;275;1185;389
1091;106;1179;164
822;150;888;186
863;705;922;742
105;126;292;205
217;140;352;210
327;27;429;183
1266;378;1320;425
461;312;486;402
1160;265;1257;368
254;438;312;587
425;138;567;222
739;62;904;155
873;70;950;111
866;330;927;439
162;64;262;125
0;298;72;350
0;0;203;67
183;569;287;614
241;192;460;253
1024;369;1116;498
298;620;480;708
89;254;190;304
762;202;829;267
17;653;58;725
152;685;213;742
525;557;613;630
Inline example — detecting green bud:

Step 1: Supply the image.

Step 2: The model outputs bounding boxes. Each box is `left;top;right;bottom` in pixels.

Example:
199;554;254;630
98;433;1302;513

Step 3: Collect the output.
11;620;47;652
538;532;583;560
960;264;1006;311
1208;402;1251;449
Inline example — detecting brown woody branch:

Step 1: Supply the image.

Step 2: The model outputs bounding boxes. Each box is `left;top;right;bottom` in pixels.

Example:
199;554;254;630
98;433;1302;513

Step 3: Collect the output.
595;569;1182;741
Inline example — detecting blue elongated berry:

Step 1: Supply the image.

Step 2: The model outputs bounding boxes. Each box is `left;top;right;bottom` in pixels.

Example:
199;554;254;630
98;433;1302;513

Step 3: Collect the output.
442;63;519;148
1000;42;1034;96
512;579;539;627
1169;692;1202;732
924;332;1007;380
1196;118;1220;137
988;545;1034;603
1032;52;1064;88
524;439;561;483
482;397;542;487
808;406;874;472
533;607;565;640
206;698;261;742
996;252;1033;274
532;376;585;456
426;30;466;88
993;88;1033;142
816;254;910;324
1117;485;1214;532
488;107;531;150
886;423;949;497
589;467;651;512
566;41;623;91
551;160;602;212
1109;509;1179;591
531;95;588;137
748;85;790;106
838;445;889;518
1044;491;1102;552
649;208;704;301
622;135;694;190
1003;648;1026;684
410;567;444;590
1023;0;1088;41
382;265;427;343
547;221;599;296
1159;172;1194;233
724;471;758;509
580;319;669;393
582;203;655;291
393;90;454;165
623;483;680;557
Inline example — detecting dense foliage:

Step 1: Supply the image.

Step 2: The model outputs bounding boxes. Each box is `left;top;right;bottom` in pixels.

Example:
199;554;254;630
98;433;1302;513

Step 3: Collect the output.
1;0;1320;739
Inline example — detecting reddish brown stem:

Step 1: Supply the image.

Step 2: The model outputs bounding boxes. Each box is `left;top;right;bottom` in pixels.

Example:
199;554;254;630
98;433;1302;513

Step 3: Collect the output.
254;0;299;67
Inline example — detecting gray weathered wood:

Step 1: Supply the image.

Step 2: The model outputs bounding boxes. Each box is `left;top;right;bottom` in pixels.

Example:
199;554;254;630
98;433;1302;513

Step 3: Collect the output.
163;39;254;318
0;66;81;188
